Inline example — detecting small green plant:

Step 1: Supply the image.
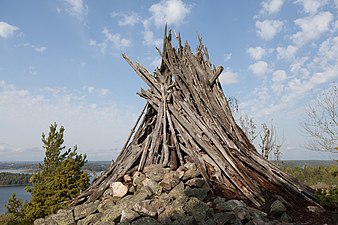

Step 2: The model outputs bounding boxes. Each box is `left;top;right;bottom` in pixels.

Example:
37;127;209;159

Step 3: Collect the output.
315;187;338;210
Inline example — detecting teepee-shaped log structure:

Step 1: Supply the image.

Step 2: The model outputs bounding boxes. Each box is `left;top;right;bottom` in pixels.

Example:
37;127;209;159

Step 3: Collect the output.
72;28;318;212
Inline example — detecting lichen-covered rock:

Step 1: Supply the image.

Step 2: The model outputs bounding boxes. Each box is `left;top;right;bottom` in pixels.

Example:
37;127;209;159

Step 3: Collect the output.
270;199;286;217
133;171;146;186
48;209;75;225
214;197;245;212
185;177;205;188
133;199;157;217
99;186;152;223
120;209;140;222
159;171;180;191
184;197;211;221
213;212;235;225
131;216;161;225
77;213;101;225
74;200;100;220
184;186;209;201
144;164;170;182
143;178;163;195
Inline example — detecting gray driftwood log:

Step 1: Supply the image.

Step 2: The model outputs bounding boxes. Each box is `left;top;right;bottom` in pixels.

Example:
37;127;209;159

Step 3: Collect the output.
71;27;319;213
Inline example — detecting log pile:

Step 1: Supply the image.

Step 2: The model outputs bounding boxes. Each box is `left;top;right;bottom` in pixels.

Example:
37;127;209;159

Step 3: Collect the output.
72;27;320;215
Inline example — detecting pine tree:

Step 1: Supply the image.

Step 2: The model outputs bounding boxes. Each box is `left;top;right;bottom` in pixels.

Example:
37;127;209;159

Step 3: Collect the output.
4;193;28;225
24;123;89;221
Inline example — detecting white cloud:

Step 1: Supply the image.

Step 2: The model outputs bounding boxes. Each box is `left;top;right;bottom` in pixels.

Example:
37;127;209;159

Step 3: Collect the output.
246;47;266;60
294;0;328;14
276;45;298;60
224;53;232;62
82;86;111;96
111;12;141;26
272;69;287;82
255;20;283;41
291;12;333;46
150;57;162;68
248;61;269;77
64;0;88;20
219;71;240;85
317;36;338;64
0;21;19;39
149;0;192;28
261;0;284;14
18;43;47;53
90;28;132;53
272;70;287;95
142;30;162;47
0;81;136;160
28;66;37;75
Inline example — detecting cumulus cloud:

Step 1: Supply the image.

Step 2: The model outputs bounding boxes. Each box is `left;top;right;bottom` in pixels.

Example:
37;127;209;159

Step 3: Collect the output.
89;28;132;53
0;21;19;39
0;80;136;160
111;11;141;26
261;0;284;14
294;0;328;14
247;47;266;60
291;12;333;46
255;20;283;41
248;61;269;77
219;71;240;85
64;0;88;20
149;0;192;28
276;45;298;60
271;70;287;95
142;30;163;47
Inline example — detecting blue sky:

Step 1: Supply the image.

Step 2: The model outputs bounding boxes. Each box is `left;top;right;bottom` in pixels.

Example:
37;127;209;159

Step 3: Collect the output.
0;0;337;161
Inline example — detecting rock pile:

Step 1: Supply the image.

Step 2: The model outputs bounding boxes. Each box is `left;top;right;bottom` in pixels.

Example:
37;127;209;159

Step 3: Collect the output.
34;163;300;225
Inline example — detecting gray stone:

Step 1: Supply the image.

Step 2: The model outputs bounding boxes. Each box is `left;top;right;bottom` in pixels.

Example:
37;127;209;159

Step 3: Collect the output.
185;177;205;188
99;186;152;223
184;186;208;201
77;213;101;225
120;209;140;222
213;197;245;211
124;174;132;182
174;215;195;225
280;212;291;223
184;197;210;221
49;209;75;225
131;217;161;225
213;212;235;225
144;164;170;182
111;181;129;198
182;168;200;181
235;207;250;221
98;196;117;212
250;217;267;225
74;200;100;220
168;181;185;199
133;199;157;217
150;193;171;215
143;178;163;195
34;218;57;225
133;171;146;186
270;200;286;217
159;171;181;191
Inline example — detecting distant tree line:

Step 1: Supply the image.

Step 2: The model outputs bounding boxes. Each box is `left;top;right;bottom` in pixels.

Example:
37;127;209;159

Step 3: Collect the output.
0;173;31;186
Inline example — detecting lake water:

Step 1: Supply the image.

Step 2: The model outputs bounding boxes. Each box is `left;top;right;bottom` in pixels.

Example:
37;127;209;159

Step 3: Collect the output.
0;185;31;214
